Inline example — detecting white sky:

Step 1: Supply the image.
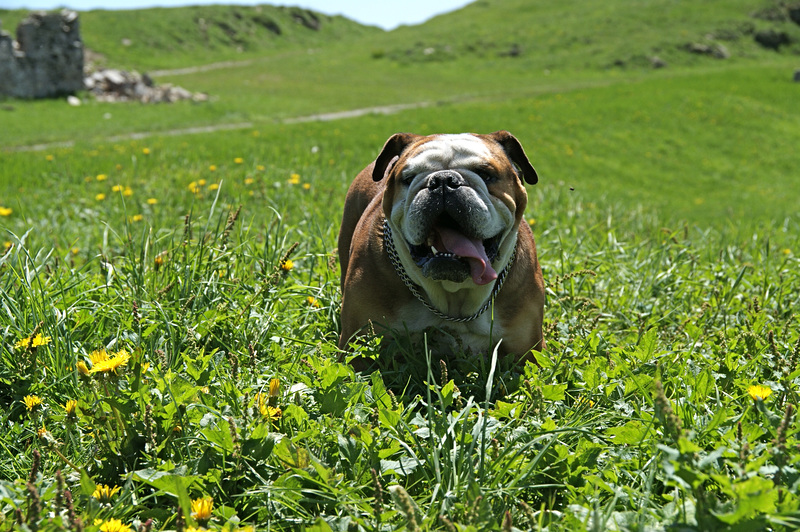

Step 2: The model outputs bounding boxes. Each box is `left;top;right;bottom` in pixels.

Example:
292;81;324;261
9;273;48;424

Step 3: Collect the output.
0;0;473;30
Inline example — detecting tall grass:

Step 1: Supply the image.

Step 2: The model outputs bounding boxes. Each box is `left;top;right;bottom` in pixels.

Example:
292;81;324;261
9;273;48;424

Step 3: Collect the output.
1;113;798;528
2;1;800;528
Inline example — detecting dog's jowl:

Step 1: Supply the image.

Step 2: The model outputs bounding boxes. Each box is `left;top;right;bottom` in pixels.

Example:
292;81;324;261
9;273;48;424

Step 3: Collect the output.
338;131;544;361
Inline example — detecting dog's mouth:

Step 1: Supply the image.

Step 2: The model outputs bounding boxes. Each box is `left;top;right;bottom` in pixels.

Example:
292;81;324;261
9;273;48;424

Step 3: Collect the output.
408;214;501;285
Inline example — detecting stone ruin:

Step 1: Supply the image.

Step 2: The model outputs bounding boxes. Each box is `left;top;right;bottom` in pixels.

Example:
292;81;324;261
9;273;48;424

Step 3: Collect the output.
1;10;205;102
85;69;208;103
0;10;84;99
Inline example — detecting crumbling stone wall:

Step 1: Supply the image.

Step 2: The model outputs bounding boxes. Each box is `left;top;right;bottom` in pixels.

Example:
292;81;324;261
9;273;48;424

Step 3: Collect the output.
0;10;84;99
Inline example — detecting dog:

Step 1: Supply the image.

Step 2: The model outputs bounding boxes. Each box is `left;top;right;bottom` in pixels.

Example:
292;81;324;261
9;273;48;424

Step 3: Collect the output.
338;131;544;362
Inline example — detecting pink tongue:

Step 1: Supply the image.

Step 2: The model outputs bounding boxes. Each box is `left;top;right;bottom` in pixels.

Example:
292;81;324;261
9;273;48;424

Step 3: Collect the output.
435;226;498;285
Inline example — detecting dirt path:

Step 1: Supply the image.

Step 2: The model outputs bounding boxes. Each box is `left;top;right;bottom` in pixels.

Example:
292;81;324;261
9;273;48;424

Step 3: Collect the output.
7;101;432;153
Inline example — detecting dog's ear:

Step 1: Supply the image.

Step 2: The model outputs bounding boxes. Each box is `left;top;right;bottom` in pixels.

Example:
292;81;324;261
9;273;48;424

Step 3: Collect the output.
487;130;538;185
372;133;420;182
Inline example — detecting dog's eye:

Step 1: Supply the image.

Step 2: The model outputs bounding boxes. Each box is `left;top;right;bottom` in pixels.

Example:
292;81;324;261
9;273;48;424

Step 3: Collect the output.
478;171;496;183
400;173;415;186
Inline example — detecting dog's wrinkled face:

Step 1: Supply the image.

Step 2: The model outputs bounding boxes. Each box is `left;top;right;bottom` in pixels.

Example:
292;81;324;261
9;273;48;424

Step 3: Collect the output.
378;132;535;291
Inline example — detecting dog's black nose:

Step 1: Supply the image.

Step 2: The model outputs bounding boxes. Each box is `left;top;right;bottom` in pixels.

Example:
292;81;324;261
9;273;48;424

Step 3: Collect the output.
427;171;466;190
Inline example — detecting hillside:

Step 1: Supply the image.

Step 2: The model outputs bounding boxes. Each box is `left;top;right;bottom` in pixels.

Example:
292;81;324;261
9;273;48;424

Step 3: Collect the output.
3;0;800;158
375;0;800;69
4;0;799;73
0;4;382;71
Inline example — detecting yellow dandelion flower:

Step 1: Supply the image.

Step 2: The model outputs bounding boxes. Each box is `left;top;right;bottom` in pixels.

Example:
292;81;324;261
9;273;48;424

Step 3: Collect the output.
262;404;282;421
209;164;217;172
208;183;219;191
191;496;214;523
302;183;311;190
154;255;165;270
46;154;54;161
269;378;280;398
97;174;108;181
33;334;51;347
129;214;143;222
123;186;133;197
748;384;772;401
234;157;244;164
90;349;109;366
111;184;123;192
3;241;12;253
15;334;51;350
142;148;151;155
252;130;260;137
115;164;123;171
92;484;121;504
256;165;265;171
288;173;301;185
98;518;131;532
76;361;91;376
64;399;78;417
188;181;201;194
280;259;293;272
197;179;207;186
71;247;79;255
90;349;131;375
0;206;12;217
306;296;320;308
146;198;158;205
244;178;254;185
574;396;595;409
783;249;792;255
528;218;536;226
37;426;50;439
23;395;43;411
96;193;106;201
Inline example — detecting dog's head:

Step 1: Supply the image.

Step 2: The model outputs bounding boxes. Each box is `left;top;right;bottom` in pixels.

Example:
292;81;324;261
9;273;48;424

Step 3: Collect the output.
374;131;537;291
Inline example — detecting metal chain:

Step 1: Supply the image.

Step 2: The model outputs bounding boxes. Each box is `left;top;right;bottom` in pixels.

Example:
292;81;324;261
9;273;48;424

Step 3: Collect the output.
382;218;516;323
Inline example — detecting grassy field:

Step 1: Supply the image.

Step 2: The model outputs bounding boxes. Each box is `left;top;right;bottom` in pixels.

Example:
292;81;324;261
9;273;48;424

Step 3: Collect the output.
2;0;800;530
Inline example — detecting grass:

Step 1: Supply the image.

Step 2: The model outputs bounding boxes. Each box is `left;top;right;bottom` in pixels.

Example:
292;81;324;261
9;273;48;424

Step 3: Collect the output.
2;0;800;530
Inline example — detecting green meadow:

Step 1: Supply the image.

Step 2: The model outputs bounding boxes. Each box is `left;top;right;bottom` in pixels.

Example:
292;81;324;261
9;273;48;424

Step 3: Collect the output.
1;0;800;530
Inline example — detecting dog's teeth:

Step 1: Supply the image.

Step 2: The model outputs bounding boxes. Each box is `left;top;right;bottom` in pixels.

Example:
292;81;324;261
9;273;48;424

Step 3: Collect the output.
431;246;439;255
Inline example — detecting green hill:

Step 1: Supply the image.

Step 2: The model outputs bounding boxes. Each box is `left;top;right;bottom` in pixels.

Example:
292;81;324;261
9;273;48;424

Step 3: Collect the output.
4;0;799;73
376;0;800;69
0;4;381;71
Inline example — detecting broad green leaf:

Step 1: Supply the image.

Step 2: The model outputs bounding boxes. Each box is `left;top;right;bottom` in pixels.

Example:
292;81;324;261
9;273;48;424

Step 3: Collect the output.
542;383;567;401
712;476;778;524
605;420;649;445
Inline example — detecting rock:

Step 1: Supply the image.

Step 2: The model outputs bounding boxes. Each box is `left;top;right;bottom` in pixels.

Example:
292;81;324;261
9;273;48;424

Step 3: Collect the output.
86;68;208;103
0;10;84;99
754;29;791;50
650;56;667;68
684;42;730;59
290;8;321;31
67;95;81;106
787;5;800;25
686;42;712;54
712;44;730;59
794;70;800;82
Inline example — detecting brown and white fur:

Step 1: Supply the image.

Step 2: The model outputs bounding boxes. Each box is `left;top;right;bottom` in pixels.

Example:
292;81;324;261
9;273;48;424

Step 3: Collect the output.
338;131;544;361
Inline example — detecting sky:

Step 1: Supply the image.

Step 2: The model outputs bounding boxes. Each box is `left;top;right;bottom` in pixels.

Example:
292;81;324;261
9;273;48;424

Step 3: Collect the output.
0;0;473;30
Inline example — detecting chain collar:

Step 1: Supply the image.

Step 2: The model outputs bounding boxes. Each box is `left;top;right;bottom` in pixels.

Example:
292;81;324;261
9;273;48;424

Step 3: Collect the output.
382;218;516;322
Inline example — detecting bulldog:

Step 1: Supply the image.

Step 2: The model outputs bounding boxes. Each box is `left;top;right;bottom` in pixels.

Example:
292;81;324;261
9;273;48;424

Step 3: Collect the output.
338;131;544;361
